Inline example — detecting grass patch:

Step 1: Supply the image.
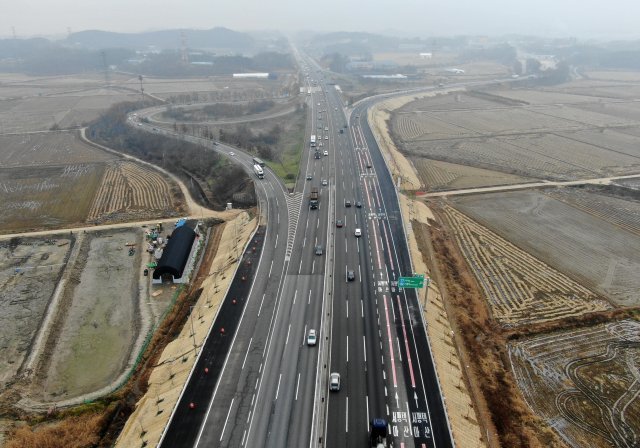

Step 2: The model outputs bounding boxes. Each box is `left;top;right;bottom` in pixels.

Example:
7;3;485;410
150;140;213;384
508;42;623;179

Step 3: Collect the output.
266;112;305;188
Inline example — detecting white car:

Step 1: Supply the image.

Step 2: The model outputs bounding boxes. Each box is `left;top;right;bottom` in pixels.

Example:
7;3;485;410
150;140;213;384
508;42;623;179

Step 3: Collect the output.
307;329;317;346
324;136;329;140
354;228;361;237
330;372;341;391
323;150;328;156
228;152;235;156
325;127;329;131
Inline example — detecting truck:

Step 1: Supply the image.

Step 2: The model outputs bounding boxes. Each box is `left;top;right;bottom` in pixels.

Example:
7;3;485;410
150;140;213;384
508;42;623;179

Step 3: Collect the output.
370;418;388;447
310;134;317;147
253;164;264;179
309;187;319;209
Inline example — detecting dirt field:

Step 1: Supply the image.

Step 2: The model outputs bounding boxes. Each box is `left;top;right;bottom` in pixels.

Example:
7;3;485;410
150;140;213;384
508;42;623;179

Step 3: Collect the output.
87;160;182;224
0;236;72;388
0;132;115;167
0;131;185;233
509;320;640;448
450;190;640;307
413;158;529;191
0;74;138;133
391;83;640;182
439;204;611;326
36;229;142;401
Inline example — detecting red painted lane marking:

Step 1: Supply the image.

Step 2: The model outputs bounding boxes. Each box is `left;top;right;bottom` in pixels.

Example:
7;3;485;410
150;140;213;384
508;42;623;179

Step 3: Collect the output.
363;176;374;210
381;220;395;272
383;294;398;387
396;295;416;388
372;176;384;211
370;216;383;270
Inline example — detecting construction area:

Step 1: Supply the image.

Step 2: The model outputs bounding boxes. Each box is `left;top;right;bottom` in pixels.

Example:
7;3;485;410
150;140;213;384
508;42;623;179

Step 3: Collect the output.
371;68;640;447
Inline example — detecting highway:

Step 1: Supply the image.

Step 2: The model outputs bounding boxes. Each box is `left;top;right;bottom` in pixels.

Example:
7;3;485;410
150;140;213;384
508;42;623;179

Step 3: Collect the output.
154;51;455;448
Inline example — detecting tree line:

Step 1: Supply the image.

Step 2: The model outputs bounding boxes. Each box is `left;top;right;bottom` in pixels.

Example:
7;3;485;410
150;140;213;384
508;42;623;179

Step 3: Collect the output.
88;101;254;210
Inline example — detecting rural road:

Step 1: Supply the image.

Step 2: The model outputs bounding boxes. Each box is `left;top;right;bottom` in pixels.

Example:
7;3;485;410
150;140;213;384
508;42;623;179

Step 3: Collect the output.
420;173;640;197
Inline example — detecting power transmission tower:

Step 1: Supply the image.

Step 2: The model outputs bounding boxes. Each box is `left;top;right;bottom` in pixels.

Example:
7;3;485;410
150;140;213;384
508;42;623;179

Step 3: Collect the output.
180;31;189;64
101;50;110;86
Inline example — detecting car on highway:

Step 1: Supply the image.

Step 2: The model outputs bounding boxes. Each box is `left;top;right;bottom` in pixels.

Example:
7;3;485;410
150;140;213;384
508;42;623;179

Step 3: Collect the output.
336;219;343;228
319;142;323;147
356;201;362;208
315;245;323;255
354;228;361;237
323;150;328;156
324;127;329;131
335;107;338;111
228;152;235;156
306;174;312;180
345;200;351;207
367;162;372;168
347;270;355;281
324;135;328;140
329;372;341;391
307;329;317;346
321;179;328;186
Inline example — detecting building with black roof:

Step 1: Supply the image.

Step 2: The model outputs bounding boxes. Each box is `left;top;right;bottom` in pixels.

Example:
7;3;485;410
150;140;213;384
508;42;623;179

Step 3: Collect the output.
152;225;197;283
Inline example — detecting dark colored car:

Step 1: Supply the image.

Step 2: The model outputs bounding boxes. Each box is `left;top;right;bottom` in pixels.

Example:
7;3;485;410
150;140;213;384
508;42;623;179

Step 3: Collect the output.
336;219;343;228
345;200;352;207
347;270;355;281
355;201;362;208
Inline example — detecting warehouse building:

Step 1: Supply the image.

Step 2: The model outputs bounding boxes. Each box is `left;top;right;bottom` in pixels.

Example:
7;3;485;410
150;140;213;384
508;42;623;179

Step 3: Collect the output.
152;225;197;284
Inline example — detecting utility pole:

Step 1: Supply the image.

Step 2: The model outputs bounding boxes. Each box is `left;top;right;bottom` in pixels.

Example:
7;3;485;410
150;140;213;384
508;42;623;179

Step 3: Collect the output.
138;75;145;102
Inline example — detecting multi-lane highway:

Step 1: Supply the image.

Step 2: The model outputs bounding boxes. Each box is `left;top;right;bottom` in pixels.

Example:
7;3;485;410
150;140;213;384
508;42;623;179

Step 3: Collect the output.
156;52;454;448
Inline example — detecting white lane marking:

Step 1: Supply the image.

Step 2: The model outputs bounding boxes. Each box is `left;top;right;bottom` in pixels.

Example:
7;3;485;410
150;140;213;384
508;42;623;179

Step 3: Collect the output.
241;338;253;370
346;396;349;433
275;374;282;400
220;397;235;441
359;264;362;283
258;294;266;317
275;234;278;248
293;290;298;305
312;259;315;274
285;324;291;345
303;324;307;346
361;299;364;318
295;372;301;400
346;335;349;363
346;299;349;319
366;395;370;429
363;336;367;362
303;236;306;247
308;289;312;305
269;260;273;278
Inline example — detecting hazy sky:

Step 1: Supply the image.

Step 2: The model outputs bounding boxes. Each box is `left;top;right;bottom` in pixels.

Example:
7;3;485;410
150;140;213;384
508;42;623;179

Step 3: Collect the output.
3;0;640;39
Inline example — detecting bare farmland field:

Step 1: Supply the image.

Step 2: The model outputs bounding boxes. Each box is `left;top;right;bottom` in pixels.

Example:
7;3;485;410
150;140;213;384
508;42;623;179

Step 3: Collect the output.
0;236;72;387
584;70;640;82
0;76;138;132
391;82;640;182
0;165;104;232
450;190;640;306
87;160;183;224
0;131;115;167
413;158;528;191
548;186;640;236
508;320;640;448
439;204;610;326
399;92;508;112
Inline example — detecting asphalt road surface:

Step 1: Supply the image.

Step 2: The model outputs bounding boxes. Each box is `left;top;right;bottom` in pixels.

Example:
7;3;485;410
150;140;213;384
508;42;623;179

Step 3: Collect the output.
155;52;455;448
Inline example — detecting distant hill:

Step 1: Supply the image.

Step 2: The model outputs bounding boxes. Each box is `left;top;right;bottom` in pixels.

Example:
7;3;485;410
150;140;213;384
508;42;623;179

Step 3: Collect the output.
66;27;256;52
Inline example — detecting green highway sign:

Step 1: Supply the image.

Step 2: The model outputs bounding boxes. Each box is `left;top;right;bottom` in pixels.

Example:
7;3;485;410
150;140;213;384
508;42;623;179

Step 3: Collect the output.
398;275;426;289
